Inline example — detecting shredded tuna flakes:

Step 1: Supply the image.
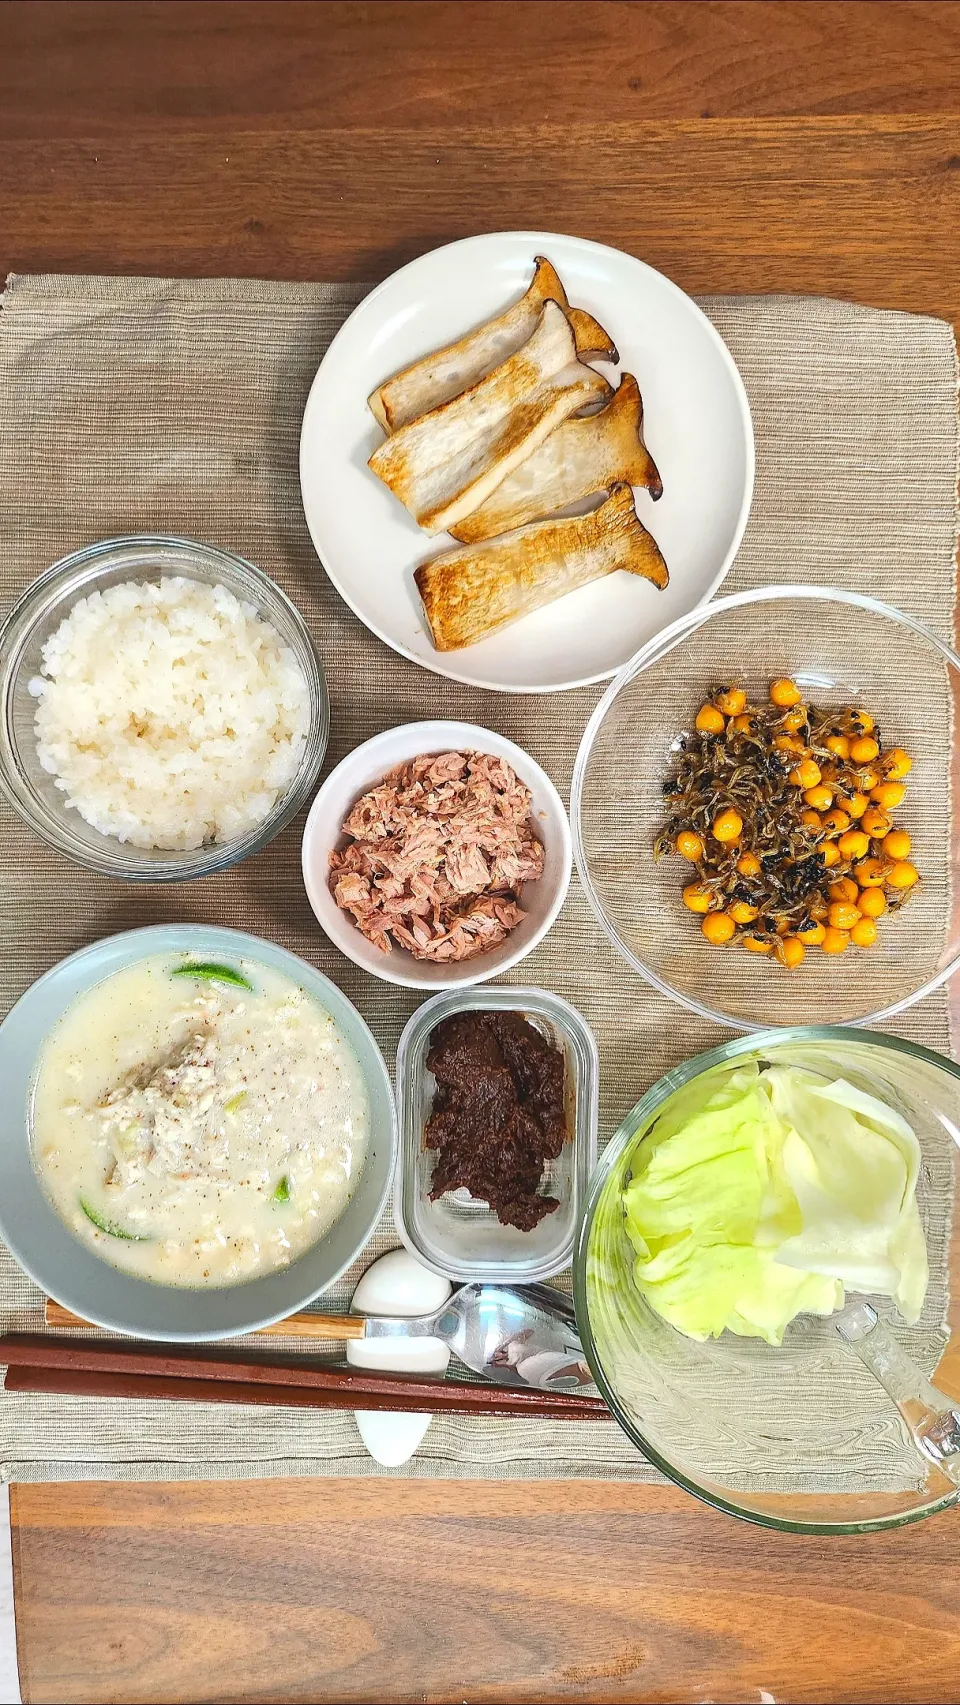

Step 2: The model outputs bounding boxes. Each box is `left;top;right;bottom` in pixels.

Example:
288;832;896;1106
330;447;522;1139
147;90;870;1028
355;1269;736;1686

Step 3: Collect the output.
329;750;545;963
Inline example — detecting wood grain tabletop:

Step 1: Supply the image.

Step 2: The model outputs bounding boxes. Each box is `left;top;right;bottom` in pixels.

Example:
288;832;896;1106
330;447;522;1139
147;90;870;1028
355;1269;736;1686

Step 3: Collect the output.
2;3;960;1702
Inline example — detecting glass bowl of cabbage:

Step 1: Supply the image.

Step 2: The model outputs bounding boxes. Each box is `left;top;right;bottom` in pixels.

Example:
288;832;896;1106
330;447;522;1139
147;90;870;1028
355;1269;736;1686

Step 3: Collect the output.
574;1026;960;1532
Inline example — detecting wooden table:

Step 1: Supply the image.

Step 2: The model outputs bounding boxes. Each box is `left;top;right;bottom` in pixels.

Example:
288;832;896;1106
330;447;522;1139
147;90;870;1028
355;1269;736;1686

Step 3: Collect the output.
2;3;960;1700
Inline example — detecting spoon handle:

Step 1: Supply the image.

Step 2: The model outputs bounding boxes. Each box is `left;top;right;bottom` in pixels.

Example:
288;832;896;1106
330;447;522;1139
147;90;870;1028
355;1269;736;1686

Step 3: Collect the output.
836;1301;960;1486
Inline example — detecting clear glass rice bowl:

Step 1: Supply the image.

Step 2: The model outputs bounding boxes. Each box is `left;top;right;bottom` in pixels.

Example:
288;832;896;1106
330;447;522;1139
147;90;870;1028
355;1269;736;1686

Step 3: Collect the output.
0;536;329;880
571;586;960;1030
574;1026;960;1533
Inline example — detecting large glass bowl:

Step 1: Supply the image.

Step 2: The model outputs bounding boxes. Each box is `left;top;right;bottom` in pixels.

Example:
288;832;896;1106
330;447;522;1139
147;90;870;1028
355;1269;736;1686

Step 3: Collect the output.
574;1027;960;1533
0;536;329;880
571;586;960;1029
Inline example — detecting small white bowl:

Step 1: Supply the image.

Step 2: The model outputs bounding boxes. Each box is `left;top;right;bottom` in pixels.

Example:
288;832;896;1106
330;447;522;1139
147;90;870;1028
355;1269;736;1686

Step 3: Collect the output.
301;721;572;989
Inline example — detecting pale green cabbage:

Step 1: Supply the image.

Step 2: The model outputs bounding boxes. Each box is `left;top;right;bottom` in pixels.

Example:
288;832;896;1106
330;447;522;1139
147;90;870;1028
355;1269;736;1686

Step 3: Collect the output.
621;1062;928;1345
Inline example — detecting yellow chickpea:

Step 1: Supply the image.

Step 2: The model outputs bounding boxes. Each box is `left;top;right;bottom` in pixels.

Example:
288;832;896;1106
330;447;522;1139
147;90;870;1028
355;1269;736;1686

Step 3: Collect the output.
743;934;772;954
871;781;906;811
886;860;919;890
731;713;754;733
778;936;806;970
712;808;743;843
837;829;870;862
857;887;887;919
850;736;880;764
800;808;823;830
715;687;746;717
880;748;912;781
846;792;869;819
883;829;911;861
683;884;714;914
729;900;759;925
804;784;833;812
821;926;850;955
736;851;761;877
851;709;874;734
775;734;805;754
696;704;726;735
861;807;891;839
854;857;887;888
829;877;859;905
821;808;851;835
850;917;878;948
675;830;704;860
781;706;807;732
790;759;822;790
828;901;861;931
856;769;880;793
770;678;802;707
825;735;851;759
702;912;736;945
821;841;841;867
796;921;826;945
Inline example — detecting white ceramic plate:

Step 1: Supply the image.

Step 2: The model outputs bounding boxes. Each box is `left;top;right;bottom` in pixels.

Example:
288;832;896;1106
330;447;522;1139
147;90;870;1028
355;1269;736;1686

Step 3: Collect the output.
301;721;572;989
299;231;754;694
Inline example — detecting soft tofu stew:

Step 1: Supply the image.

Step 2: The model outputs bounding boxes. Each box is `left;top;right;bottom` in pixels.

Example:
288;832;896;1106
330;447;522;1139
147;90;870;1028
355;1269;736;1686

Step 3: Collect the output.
31;953;370;1287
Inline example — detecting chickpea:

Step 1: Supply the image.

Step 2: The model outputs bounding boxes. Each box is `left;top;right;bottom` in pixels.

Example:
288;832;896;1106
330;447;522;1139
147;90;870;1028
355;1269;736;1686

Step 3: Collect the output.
883;829;911;861
837;829;870;862
880;748;912;781
778;936;806;970
825;735;851;760
829;877;860;904
781;706;807;732
850;917;878;948
828;902;861;932
729;900;759;925
821;927;851;955
737;851;761;877
871;781;906;811
712;808;743;842
790;759;822;789
715;687;747;716
850;736;880;764
675;829;704;860
886;860;919;890
796;921;826;945
695;704;726;735
702;911;736;945
803;784;833;812
854;857;887;888
857;887;887;919
846;792;870;819
683;884;714;914
861;807;891;839
743;934;772;954
851;709;874;734
821;841;841;867
769;678;802;707
821;808;851;835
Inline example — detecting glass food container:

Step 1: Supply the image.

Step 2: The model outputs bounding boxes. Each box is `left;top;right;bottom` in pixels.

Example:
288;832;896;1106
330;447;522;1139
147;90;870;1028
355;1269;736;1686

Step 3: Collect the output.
395;986;598;1282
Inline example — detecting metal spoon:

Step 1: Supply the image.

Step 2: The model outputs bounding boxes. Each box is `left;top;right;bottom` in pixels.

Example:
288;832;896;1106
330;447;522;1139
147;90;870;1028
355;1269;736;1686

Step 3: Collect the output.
311;1281;592;1392
836;1300;960;1486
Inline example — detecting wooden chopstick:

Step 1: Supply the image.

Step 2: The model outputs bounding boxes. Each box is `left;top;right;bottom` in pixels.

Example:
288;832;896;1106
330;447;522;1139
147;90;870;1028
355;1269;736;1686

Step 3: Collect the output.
44;1298;364;1340
0;1334;608;1420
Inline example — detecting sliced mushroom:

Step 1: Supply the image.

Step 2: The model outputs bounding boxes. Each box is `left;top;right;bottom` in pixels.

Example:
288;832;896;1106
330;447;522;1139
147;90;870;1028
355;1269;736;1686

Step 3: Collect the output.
369;300;612;536
414;482;668;652
449;373;662;543
368;255;617;432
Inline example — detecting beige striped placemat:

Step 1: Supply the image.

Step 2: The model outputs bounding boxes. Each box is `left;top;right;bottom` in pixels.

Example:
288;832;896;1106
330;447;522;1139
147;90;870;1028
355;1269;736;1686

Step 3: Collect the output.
0;274;956;1484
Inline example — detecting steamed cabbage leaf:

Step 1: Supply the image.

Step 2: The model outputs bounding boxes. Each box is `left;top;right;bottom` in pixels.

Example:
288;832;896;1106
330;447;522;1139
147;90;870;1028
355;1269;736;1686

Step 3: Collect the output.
622;1062;928;1345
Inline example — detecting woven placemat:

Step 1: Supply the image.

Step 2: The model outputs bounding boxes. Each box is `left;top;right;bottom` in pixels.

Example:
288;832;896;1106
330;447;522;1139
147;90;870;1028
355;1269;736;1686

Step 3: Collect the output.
0;275;956;1484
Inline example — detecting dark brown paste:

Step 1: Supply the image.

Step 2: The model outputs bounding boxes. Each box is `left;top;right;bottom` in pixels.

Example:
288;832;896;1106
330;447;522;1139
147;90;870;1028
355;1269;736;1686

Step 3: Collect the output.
424;1010;567;1231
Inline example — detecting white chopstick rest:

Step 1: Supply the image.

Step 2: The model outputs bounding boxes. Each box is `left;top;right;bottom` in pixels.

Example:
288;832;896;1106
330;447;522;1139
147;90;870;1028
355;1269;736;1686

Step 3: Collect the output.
347;1249;452;1466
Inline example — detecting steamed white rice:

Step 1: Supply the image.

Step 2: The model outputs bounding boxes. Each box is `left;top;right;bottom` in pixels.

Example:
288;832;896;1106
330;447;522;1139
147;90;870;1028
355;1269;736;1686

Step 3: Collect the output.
30;577;311;851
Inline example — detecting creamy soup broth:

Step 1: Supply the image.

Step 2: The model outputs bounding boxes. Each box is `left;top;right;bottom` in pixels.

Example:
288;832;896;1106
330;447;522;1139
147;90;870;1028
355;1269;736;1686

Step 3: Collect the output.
31;954;370;1287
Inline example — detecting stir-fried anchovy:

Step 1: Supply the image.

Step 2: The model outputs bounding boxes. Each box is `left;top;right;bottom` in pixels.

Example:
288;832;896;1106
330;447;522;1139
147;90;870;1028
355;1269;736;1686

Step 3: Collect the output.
655;689;915;959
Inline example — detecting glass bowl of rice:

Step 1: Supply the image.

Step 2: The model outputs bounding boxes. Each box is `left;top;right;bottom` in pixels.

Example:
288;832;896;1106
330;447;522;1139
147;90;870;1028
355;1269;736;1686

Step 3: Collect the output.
0;536;329;880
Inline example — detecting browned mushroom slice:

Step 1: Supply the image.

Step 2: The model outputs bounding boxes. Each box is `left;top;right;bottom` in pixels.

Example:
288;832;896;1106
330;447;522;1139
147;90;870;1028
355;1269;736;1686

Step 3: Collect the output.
368;255;617;432
414;483;668;652
449;374;662;544
368;301;611;536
